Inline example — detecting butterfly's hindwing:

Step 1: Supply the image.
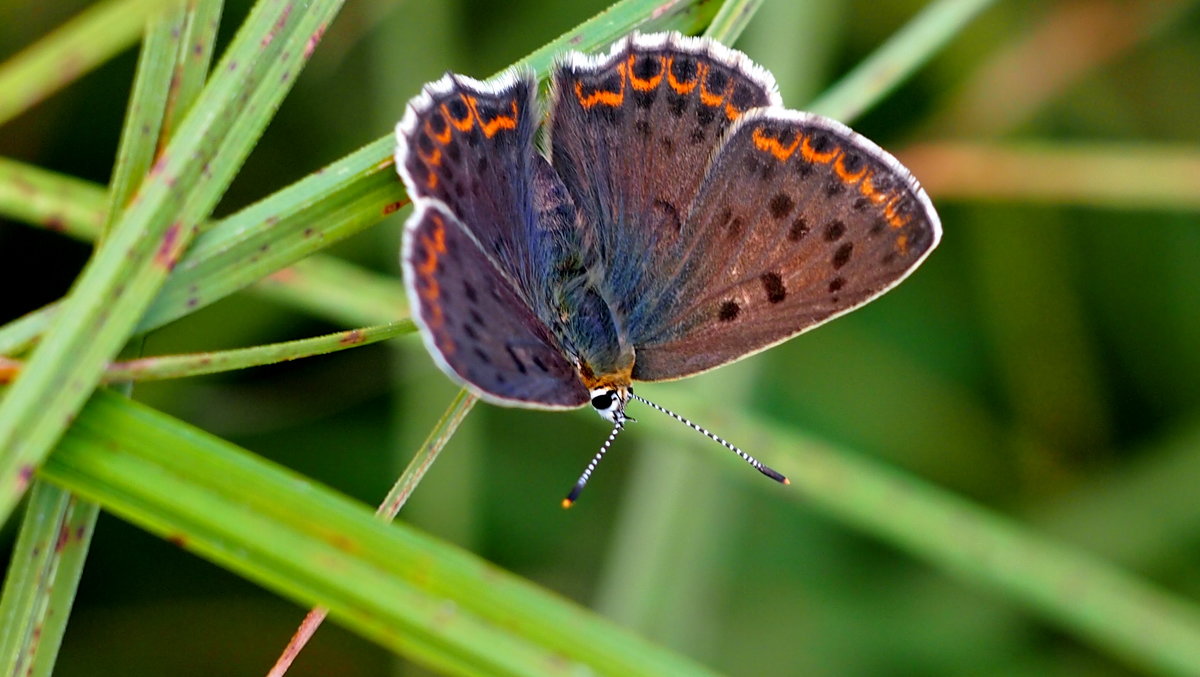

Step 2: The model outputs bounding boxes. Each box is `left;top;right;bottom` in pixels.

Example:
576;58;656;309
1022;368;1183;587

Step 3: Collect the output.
402;201;589;408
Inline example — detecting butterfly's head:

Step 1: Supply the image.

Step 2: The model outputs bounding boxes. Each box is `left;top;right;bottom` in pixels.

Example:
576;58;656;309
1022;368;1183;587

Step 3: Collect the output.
588;386;630;424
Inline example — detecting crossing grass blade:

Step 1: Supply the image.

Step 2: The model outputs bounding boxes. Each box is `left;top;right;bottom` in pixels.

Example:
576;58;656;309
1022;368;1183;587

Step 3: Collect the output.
0;482;98;677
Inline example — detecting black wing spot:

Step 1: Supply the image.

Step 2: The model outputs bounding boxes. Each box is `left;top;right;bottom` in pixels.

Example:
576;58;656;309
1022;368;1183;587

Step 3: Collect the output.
718;300;740;321
473;347;492;365
505;345;527;374
833;242;853;269
670;56;698;82
633;54;661;79
829;277;845;292
531;355;549;372
761;272;787;303
768;193;794;219
824;219;846;241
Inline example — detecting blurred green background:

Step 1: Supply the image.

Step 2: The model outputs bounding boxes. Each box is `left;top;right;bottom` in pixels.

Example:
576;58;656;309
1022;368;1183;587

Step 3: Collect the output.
2;0;1200;675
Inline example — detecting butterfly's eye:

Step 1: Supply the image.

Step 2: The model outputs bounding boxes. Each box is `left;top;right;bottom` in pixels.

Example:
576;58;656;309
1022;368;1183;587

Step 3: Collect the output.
591;391;614;410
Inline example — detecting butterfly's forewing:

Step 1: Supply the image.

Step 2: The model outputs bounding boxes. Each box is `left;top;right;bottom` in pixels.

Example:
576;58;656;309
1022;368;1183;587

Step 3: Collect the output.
631;109;941;381
403;201;589;408
547;33;779;334
396;70;547;300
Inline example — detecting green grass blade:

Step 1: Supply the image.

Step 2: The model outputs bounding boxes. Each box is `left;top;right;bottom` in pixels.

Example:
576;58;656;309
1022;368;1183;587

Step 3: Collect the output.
4;322;408;384
0;158;106;241
138;142;409;329
808;0;997;121
103;5;186;238
104;322;409;382
0;0;347;526
39;389;717;677
0;481;98;677
159;0;224;142
0;0;181;126
703;0;765;44
252;255;406;326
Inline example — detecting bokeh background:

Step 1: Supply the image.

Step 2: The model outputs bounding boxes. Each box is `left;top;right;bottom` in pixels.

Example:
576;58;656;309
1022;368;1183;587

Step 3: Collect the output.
2;0;1199;675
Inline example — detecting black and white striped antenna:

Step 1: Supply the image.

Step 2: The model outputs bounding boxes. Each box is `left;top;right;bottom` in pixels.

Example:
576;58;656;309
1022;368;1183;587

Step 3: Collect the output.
561;392;788;508
562;420;625;508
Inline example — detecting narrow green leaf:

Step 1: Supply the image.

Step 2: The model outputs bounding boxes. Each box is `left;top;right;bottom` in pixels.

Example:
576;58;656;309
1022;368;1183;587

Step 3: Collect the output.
103;5;186;238
808;0;998;121
4;322;408;384
0;0;182;126
40;389;717;677
0;157;106;241
703;0;766;44
104;322;410;382
0;481;98;677
160;0;224;142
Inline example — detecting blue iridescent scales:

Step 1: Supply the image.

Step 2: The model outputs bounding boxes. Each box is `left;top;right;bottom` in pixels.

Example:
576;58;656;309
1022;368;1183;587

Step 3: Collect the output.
395;32;941;504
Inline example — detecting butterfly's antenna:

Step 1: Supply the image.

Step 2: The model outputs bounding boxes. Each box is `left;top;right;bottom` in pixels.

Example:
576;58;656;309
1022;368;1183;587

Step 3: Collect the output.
562;419;625;509
629;392;789;485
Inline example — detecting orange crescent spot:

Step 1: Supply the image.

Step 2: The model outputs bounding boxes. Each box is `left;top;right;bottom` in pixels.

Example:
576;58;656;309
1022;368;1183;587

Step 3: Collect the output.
417;236;440;276
431;217;447;253
426;118;452;145
800;135;840;164
723;101;743;121
833;154;869;185
698;64;729;108
895;233;909;255
574;63;626;108
417;146;441;167
665;56;699;94
464;95;519;138
425;171;438;189
858;172;891;204
478;99;519;138
752;127;800;162
627;54;663;91
441;98;475;132
883;195;911;228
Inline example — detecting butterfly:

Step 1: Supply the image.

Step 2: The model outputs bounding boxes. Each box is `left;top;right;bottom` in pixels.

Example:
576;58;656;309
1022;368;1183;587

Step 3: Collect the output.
394;32;940;505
